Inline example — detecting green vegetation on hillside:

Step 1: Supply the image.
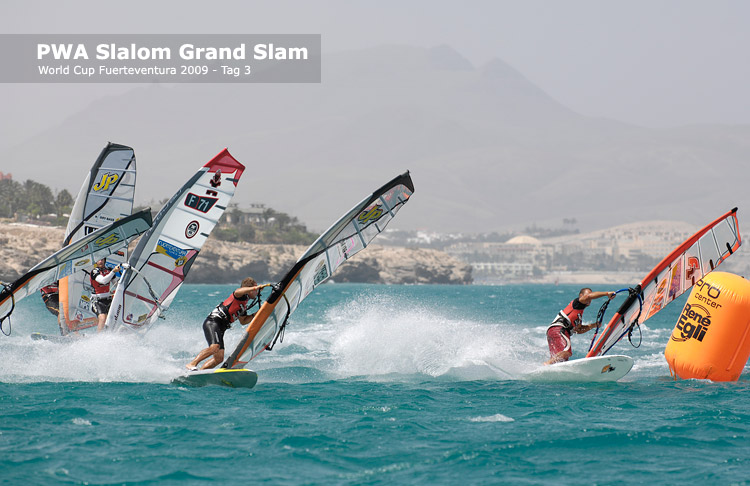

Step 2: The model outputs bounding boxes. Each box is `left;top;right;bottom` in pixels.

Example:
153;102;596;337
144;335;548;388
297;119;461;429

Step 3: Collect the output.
212;207;317;245
132;203;318;245
1;177;316;245
0;178;73;225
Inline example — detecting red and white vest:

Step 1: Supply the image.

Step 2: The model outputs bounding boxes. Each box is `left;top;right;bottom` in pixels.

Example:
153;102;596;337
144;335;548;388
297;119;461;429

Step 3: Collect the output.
211;292;251;324
549;299;587;331
90;267;114;296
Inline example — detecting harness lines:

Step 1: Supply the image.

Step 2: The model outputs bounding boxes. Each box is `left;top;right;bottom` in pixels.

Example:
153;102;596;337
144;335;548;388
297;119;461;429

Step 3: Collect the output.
588;287;644;352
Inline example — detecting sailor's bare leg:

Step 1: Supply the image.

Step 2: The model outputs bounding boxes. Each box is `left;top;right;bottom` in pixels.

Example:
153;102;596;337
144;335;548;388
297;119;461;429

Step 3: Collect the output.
201;349;225;370
544;350;572;365
186;344;220;370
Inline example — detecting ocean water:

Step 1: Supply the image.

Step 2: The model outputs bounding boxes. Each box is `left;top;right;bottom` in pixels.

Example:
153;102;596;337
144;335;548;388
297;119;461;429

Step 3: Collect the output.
1;283;748;485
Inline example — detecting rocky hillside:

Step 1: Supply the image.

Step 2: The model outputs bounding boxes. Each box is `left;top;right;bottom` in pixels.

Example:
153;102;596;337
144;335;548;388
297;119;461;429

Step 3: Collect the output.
0;222;472;285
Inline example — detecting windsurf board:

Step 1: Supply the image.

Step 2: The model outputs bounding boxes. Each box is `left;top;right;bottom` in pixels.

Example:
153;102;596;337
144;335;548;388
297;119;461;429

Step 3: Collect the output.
172;368;258;388
525;355;634;383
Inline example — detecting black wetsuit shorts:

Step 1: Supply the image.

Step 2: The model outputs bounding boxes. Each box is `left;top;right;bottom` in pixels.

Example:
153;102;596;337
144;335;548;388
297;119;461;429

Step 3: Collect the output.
91;296;112;316
203;316;230;350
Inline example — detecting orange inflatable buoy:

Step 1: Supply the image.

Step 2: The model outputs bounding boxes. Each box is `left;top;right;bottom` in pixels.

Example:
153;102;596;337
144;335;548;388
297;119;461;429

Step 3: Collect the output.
664;272;750;382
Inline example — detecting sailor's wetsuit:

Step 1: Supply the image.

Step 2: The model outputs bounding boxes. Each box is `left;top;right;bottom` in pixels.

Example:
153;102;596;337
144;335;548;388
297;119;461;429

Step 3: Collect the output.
202;292;251;350
546;298;589;359
90;267;117;316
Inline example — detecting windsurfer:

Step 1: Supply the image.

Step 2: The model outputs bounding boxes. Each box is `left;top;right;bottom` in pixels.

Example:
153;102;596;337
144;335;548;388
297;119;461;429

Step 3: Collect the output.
186;278;266;371
545;288;615;365
90;258;122;332
39;283;60;317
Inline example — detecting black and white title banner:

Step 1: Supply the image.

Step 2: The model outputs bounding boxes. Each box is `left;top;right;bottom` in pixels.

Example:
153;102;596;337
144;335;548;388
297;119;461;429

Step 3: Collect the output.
0;34;321;83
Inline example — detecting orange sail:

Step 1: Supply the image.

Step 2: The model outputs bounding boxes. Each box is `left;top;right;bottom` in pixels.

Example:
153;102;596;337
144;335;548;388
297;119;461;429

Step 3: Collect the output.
587;208;741;357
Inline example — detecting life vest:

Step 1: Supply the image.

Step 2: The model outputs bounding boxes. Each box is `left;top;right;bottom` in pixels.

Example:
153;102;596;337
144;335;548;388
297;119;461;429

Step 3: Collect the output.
213;292;251;324
90;267;113;295
550;299;587;331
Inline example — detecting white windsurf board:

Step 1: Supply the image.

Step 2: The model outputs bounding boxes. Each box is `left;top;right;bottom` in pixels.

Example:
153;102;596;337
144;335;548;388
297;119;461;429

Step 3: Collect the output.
525;355;634;383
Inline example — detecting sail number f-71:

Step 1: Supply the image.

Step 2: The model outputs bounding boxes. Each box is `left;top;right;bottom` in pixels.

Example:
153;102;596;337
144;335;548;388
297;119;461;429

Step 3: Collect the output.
184;193;218;213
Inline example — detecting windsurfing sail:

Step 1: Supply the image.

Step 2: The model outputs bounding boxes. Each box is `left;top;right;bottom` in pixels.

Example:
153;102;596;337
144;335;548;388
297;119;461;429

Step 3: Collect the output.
586;208;741;357
222;171;414;369
57;143;137;334
105;149;245;332
0;210;152;335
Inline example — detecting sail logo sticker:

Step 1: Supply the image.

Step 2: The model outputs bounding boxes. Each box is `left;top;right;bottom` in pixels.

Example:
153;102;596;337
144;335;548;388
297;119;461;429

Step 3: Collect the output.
185;221;200;239
358;205;384;226
686;256;700;282
74;258;91;267
313;260;329;286
95;233;120;247
646;277;668;319
668;265;682;301
335;237;356;266
601;365;615;374
672;303;711;342
210;170;222;188
92;173;120;192
156;239;188;261
184;193;218;213
57;261;72;278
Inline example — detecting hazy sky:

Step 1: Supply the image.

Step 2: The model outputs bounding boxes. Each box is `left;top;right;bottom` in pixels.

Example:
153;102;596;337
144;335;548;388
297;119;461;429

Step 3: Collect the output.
1;0;749;140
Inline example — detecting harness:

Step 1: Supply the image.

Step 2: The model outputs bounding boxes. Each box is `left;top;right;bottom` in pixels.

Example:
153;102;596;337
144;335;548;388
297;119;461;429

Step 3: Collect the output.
549;299;586;332
211;289;264;325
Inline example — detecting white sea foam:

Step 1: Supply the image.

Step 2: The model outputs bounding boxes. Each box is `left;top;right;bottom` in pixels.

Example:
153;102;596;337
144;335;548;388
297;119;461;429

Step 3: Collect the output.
264;293;549;380
0;284;682;385
469;414;515;423
0;319;197;384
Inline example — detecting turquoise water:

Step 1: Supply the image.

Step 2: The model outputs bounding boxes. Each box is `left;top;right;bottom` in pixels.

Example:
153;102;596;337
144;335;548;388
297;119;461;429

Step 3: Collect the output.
1;283;748;485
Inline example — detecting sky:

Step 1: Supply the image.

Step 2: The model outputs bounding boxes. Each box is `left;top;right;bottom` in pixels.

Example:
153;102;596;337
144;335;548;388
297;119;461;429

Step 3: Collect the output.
1;1;749;234
1;0;749;135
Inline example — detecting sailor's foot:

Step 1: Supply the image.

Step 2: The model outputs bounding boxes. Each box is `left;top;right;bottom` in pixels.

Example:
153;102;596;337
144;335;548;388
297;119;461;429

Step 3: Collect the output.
185;364;198;371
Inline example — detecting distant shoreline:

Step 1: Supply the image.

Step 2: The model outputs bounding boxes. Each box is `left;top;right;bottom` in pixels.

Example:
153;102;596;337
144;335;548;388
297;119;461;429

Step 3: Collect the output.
474;271;644;286
0;222;472;285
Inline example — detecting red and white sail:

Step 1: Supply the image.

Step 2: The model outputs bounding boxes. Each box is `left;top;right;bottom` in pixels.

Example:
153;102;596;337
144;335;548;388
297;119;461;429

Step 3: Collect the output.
587;208;741;357
106;149;245;332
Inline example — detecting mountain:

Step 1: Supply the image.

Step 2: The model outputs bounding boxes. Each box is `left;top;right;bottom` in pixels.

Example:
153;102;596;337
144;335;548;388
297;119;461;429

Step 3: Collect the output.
3;45;749;233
